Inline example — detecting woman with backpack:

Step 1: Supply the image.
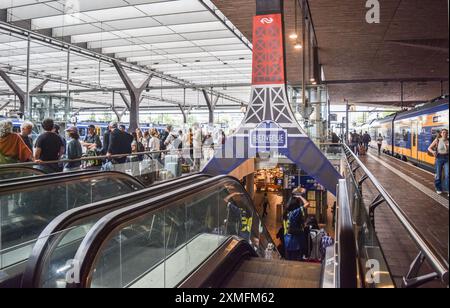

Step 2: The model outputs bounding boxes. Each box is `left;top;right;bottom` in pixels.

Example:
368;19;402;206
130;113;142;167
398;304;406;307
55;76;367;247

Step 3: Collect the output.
428;129;449;196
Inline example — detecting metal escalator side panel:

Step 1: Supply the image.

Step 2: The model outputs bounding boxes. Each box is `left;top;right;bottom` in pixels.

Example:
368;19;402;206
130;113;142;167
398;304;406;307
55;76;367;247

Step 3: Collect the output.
178;236;257;288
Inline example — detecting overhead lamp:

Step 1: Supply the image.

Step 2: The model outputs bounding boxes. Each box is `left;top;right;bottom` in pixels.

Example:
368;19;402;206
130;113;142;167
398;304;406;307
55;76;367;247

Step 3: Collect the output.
312;81;317;85
289;33;298;40
310;77;316;82
294;43;303;50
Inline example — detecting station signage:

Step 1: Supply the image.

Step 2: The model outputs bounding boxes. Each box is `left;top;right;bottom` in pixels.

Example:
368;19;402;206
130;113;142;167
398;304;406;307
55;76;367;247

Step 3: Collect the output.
249;121;288;149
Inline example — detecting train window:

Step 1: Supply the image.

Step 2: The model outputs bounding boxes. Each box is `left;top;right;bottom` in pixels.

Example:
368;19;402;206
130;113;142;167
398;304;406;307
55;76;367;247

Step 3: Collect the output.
433;116;440;123
412;132;416;147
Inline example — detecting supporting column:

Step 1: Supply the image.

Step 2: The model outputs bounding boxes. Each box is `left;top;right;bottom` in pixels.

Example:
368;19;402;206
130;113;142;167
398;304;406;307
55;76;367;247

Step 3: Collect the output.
26;34;31;119
0;70;26;117
179;104;187;124
113;91;128;122
113;60;153;131
346;99;350;144
202;89;220;126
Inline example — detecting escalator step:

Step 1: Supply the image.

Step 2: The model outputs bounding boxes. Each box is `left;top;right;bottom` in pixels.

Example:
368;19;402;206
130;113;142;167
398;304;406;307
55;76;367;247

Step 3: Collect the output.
222;259;322;288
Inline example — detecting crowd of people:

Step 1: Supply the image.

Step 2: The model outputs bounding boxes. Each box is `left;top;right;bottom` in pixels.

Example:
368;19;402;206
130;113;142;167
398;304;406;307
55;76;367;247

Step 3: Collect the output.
0;119;227;173
348;130;376;156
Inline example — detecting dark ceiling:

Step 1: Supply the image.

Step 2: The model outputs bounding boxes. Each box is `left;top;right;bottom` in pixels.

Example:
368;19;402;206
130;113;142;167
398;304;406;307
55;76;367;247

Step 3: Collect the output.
212;0;449;106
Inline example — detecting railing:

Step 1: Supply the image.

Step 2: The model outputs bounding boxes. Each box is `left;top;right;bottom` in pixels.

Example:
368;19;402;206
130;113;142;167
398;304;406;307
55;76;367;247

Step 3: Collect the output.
335;179;358;288
341;143;448;288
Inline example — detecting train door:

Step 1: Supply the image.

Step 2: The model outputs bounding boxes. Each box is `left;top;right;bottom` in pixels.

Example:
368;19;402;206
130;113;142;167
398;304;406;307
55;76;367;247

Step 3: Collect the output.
411;120;419;161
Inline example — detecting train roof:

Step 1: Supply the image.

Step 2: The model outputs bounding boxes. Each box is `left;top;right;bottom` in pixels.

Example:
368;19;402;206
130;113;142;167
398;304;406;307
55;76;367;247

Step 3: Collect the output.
371;96;449;124
396;96;449;121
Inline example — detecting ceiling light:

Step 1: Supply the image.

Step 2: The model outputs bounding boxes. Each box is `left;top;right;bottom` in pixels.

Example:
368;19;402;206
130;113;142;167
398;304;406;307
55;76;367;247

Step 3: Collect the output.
294;43;302;50
289;33;298;40
312;81;317;85
310;77;315;82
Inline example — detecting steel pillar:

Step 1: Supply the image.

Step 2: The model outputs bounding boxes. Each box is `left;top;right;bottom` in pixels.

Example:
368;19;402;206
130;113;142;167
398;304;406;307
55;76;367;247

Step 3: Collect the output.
113;60;153;131
202;89;220;126
0;70;26;117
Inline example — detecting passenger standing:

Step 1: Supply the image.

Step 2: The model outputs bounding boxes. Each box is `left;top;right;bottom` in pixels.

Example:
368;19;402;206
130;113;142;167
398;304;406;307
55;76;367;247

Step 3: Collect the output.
34;119;65;173
149;129;161;161
376;134;384;155
52;124;66;154
164;126;180;152
331;131;340;144
20;121;34;152
193;123;203;171
100;124;111;155
142;130;151;151
182;129;192;162
261;192;270;218
428;129;449;196
107;122;133;164
283;188;310;261
362;132;371;151
0;120;33;164
82;125;102;152
64;127;83;171
349;131;359;154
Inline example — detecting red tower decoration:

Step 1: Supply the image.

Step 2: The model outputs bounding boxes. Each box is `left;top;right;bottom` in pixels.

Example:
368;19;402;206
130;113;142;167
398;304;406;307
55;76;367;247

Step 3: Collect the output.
252;14;285;85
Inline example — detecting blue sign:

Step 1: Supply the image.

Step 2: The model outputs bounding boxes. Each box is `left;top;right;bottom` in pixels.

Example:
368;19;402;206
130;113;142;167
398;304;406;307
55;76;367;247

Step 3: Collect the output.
249;121;288;148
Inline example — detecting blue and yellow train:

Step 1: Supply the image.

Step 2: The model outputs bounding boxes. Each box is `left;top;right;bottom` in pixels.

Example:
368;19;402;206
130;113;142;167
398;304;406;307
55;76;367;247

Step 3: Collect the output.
368;96;449;170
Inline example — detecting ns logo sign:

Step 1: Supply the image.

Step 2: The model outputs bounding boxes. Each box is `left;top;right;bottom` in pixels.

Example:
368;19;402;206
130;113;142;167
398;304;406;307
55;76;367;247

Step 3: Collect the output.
260;17;274;24
366;0;380;24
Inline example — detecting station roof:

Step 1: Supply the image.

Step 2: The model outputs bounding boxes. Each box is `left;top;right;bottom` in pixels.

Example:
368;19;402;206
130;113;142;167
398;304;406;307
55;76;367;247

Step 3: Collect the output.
0;0;253;111
212;0;449;106
0;0;448;112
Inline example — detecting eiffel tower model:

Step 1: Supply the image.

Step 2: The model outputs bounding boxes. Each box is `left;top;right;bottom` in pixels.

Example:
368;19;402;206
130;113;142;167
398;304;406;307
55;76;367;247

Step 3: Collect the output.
203;0;341;194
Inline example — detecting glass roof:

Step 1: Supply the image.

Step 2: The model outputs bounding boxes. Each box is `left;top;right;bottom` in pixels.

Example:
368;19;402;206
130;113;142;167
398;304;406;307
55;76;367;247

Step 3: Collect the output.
0;0;253;111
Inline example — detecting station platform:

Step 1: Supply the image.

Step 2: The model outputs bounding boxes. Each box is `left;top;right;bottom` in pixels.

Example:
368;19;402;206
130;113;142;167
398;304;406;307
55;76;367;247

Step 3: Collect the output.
357;149;449;288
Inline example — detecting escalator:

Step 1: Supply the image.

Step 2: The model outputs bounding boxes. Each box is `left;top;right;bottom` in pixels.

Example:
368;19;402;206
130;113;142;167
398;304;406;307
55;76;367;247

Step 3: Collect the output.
15;173;208;288
178;237;322;289
35;175;321;289
0;171;144;287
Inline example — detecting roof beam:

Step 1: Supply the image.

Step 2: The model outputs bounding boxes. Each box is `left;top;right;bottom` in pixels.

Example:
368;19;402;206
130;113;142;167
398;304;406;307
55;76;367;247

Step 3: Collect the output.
325;78;449;85
0;69;25;116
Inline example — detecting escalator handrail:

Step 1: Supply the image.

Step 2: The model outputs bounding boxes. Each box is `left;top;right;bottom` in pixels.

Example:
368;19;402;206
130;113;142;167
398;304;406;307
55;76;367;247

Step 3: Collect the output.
336;179;358;288
178;236;257;288
69;175;272;288
0;171;145;193
0;169;98;185
342;144;449;285
0;166;47;174
21;173;208;288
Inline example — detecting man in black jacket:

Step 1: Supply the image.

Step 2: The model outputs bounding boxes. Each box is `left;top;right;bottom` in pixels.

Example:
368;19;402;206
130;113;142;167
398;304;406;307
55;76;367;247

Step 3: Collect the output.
107;122;133;164
100;124;111;155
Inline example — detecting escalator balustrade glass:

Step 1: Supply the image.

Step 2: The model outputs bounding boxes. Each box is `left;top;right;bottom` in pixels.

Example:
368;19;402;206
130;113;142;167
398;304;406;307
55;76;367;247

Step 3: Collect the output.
0;167;46;182
28;174;208;288
78;178;273;288
0;173;142;270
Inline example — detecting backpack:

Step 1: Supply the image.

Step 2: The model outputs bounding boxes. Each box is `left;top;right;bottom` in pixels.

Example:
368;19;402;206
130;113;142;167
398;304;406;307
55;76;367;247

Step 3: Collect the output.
287;207;306;235
84;149;102;167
